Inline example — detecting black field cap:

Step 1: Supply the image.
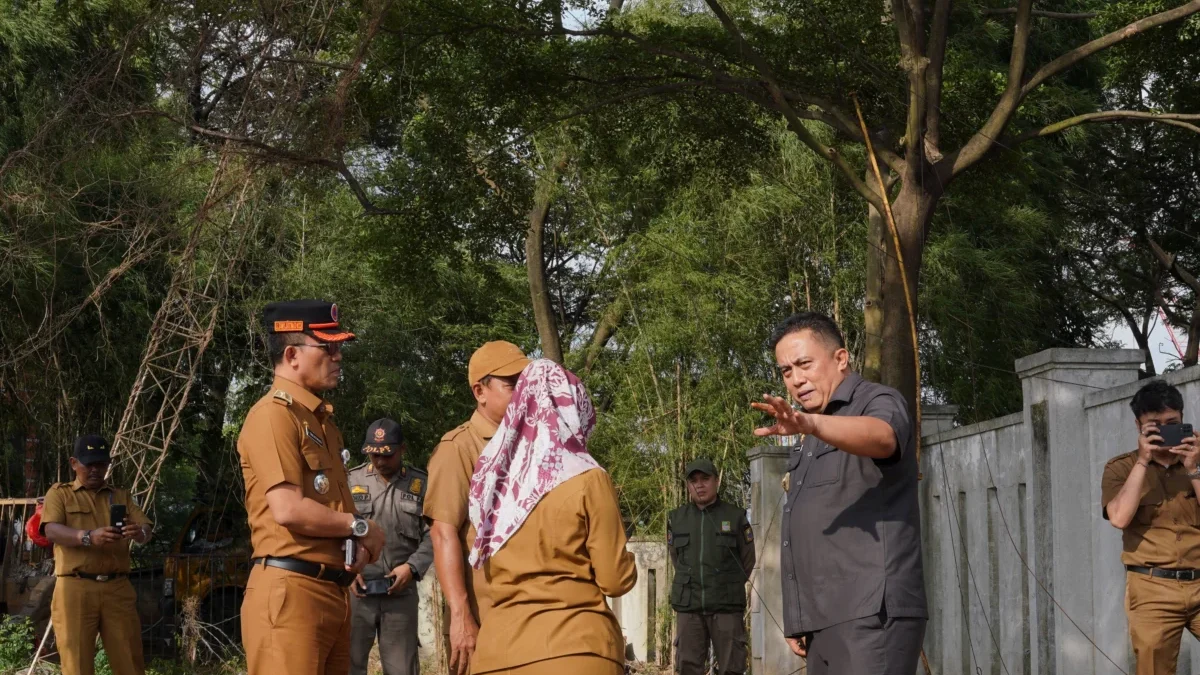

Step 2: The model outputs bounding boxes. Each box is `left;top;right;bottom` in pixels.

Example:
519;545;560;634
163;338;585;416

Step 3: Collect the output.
263;299;356;342
685;458;717;477
363;418;404;456
74;434;111;466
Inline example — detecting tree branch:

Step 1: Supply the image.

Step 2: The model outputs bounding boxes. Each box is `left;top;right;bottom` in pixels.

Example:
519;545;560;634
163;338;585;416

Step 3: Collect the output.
701;0;884;212
924;0;952;156
982;8;1097;19
527;156;568;364
1147;236;1200;294
947;0;1034;176
1021;1;1200;97
1018;110;1200;140
891;0;929;178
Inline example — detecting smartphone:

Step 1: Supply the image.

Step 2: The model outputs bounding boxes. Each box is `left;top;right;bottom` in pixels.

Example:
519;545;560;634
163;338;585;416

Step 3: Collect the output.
344;538;356;568
1156;423;1194;447
110;504;127;530
363;578;391;596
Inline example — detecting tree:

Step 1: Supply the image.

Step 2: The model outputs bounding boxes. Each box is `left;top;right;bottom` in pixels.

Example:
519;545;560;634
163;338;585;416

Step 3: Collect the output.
501;0;1200;412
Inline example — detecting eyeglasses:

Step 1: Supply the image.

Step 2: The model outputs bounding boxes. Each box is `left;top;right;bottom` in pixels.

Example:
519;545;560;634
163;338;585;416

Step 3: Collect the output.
294;343;343;356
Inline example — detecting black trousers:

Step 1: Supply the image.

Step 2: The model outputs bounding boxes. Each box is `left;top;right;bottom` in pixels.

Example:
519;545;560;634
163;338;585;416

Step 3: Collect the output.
676;611;748;675
805;606;925;675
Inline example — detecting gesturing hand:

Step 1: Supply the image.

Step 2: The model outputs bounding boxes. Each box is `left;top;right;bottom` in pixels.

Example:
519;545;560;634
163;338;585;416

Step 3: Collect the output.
752;395;816;438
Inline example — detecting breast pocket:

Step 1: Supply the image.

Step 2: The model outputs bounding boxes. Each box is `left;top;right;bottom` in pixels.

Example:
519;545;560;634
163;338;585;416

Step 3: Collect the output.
65;503;94;529
803;447;844;488
395;501;424;541
300;443;334;502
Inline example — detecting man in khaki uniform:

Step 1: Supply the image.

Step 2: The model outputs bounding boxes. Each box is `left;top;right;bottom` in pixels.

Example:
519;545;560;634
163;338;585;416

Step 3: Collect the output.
348;418;433;675
238;300;386;675
41;434;153;675
1102;379;1200;675
424;340;530;675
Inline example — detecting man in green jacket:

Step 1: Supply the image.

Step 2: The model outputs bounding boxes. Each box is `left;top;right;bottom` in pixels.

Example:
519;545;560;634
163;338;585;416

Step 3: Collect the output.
668;458;755;675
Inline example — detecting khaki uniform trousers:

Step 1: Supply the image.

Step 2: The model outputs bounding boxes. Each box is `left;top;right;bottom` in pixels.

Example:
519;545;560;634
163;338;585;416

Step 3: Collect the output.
676;611;748;675
51;576;144;675
350;590;419;675
242;565;352;675
476;654;622;675
1127;570;1200;675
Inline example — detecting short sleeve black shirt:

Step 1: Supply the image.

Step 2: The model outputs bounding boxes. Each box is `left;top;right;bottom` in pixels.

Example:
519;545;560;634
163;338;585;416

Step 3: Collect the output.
779;372;928;634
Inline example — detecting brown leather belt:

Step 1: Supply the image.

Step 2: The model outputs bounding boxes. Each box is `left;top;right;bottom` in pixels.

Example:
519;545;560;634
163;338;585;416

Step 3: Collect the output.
1127;565;1200;581
251;556;354;587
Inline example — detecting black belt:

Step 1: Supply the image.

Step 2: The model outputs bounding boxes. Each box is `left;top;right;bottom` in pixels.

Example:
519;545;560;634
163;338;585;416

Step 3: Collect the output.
1127;565;1200;581
251;557;355;587
58;572;127;582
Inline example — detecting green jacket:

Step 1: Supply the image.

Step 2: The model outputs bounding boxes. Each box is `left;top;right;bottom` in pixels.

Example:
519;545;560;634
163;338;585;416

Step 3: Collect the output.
667;498;755;614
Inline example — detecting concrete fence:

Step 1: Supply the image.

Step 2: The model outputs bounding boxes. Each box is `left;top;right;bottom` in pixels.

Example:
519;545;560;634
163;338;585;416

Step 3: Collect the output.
748;348;1200;675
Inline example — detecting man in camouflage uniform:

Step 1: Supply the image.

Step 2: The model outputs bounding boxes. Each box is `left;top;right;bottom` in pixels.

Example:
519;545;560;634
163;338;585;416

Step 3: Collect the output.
348;418;434;675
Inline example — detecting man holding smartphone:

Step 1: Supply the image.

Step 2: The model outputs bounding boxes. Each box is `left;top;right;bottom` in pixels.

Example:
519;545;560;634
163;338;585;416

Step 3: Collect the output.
348;418;433;675
1102;379;1200;675
41;434;152;675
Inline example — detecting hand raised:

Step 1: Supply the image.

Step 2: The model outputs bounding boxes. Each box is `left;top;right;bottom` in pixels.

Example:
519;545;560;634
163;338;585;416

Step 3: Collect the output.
751;394;816;437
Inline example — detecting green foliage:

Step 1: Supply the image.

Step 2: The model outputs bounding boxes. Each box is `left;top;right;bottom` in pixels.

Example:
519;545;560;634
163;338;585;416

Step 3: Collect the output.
0;617;34;673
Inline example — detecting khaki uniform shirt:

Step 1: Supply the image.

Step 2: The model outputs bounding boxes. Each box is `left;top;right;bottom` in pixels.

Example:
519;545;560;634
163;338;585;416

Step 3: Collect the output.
348;462;434;588
1102;451;1200;568
423;411;497;621
471;468;637;674
41;480;150;576
238;375;355;568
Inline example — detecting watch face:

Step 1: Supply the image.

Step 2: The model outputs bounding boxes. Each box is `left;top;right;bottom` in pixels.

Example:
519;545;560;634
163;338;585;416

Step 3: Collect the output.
353;519;369;537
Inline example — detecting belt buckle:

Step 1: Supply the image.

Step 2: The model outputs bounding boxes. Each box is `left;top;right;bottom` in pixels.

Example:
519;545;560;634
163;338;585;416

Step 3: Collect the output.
95;575;109;582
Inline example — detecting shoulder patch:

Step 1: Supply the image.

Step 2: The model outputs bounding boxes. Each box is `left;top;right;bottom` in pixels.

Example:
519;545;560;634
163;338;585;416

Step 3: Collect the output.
272;390;293;406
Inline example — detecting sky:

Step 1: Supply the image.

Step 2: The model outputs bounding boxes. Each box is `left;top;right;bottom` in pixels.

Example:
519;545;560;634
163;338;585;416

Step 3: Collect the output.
1108;315;1185;374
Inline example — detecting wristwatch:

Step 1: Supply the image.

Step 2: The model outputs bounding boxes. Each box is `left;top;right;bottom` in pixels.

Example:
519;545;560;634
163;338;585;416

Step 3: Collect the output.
350;514;370;538
81;530;92;547
1188;466;1200;479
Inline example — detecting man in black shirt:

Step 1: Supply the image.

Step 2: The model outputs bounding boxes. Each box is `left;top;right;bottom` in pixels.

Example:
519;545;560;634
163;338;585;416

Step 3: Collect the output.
752;312;927;675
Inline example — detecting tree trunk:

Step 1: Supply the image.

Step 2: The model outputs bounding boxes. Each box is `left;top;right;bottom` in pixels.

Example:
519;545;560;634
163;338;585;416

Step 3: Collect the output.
861;184;933;418
526;163;565;364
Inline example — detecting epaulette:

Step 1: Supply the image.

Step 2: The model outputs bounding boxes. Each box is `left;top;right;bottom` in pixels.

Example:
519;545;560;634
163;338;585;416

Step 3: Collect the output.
1104;450;1138;468
348;462;369;474
272;390;293;406
51;482;70;491
439;421;471;443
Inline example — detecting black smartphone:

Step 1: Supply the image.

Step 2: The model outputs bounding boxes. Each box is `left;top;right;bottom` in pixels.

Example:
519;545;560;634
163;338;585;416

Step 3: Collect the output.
109;504;127;530
1156;423;1194;447
364;578;391;596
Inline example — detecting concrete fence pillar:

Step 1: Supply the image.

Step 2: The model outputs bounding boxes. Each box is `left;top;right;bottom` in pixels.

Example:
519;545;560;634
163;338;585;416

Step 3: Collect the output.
747;443;796;675
1015;348;1144;675
922;404;959;437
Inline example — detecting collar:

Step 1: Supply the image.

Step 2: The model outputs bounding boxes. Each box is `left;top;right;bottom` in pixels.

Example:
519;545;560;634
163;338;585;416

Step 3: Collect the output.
470;410;500;441
824;372;863;412
367;463;406;485
693;497;722;513
71;478;111;492
272;375;329;414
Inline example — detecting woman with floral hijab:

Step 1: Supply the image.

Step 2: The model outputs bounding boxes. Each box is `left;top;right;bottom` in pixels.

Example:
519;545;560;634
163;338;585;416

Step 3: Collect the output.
467;359;636;675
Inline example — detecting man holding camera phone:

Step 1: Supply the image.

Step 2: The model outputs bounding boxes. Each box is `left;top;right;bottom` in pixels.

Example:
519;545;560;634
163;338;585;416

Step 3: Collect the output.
348;418;433;675
41;434;152;675
1102;379;1200;675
